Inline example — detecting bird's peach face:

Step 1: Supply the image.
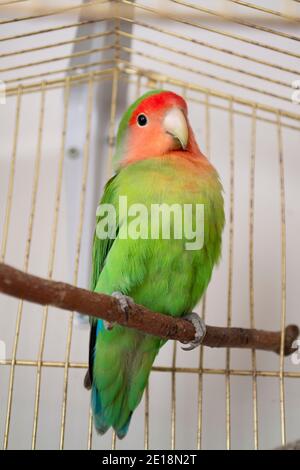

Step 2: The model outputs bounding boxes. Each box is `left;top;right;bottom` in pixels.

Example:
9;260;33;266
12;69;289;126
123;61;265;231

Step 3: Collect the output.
123;92;189;163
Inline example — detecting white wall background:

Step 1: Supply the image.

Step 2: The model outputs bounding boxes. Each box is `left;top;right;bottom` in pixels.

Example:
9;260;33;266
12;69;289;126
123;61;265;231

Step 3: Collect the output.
0;0;300;450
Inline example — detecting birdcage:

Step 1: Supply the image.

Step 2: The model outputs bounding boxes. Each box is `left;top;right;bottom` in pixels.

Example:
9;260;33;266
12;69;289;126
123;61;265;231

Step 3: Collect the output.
0;0;300;451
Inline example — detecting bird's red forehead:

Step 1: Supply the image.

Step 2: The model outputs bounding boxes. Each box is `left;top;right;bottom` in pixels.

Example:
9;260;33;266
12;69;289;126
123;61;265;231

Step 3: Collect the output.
129;91;187;125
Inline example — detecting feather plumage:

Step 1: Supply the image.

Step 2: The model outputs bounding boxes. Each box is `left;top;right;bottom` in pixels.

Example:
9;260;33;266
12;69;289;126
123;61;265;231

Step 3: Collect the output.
87;90;225;438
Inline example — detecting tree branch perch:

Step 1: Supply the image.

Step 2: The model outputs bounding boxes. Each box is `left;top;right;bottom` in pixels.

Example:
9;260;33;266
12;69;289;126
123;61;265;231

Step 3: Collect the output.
0;262;298;356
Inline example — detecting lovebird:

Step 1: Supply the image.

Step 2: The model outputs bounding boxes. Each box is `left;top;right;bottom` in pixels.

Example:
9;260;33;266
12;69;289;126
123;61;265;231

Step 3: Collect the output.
84;90;225;439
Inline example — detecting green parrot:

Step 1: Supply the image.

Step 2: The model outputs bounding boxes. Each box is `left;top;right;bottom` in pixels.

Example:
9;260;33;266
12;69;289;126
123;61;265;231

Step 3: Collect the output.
84;90;224;439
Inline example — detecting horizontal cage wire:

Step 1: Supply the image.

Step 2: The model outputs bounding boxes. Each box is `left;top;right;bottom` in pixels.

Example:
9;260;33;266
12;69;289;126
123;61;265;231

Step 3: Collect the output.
0;0;300;450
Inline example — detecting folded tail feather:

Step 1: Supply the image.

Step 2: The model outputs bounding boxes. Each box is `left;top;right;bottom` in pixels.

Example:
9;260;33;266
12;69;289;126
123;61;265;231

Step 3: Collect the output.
91;328;161;438
91;385;109;435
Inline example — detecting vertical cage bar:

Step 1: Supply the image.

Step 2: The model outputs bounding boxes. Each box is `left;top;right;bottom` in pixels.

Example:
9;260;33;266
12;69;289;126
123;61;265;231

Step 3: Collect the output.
132;74;150;451
135;75;141;98
3;83;46;449
226;98;235;450
87;409;93;450
196;296;205;450
205;92;211;160
109;22;123;448
107;13;121;184
31;78;71;449
111;431;117;451
109;67;118;447
277;110;287;446
0;86;22;263
196;91;210;450
144;383;150;450
106;67;119;179
109;69;119;453
249;105;259;450
59;74;94;450
171;341;177;450
172;85;191;450
170;84;189;451
108;15;120;179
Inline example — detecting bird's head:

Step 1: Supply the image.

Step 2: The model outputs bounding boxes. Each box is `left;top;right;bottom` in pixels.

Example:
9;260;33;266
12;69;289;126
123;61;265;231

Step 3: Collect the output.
113;90;200;169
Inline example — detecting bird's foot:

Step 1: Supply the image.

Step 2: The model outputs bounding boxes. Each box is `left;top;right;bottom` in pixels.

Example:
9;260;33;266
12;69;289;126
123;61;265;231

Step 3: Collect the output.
181;312;206;351
106;291;134;328
103;320;115;331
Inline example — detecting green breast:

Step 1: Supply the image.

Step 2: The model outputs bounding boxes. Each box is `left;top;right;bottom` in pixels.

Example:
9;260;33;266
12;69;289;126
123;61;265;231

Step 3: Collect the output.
96;156;224;317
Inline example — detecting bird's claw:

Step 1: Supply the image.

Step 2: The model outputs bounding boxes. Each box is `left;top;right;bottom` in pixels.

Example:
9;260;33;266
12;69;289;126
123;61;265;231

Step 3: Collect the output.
181;312;206;351
103;320;115;331
108;291;134;327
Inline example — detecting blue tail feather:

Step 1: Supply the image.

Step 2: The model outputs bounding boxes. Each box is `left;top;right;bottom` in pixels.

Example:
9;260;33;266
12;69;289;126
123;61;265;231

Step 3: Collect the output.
91;385;132;438
91;385;109;435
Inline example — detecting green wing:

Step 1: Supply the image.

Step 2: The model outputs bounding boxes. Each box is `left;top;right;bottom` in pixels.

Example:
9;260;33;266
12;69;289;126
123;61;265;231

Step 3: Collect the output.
91;174;118;291
85;174;118;389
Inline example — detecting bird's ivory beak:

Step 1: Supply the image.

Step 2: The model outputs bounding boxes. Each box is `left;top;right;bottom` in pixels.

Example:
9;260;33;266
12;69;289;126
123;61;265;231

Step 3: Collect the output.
163;107;188;150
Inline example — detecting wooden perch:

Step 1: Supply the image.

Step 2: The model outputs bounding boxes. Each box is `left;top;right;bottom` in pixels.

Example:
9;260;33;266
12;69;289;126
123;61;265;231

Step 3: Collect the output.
0;262;298;356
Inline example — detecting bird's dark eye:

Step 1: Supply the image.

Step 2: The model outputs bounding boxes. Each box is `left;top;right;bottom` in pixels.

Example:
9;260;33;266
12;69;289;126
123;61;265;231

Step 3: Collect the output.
137;114;148;127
